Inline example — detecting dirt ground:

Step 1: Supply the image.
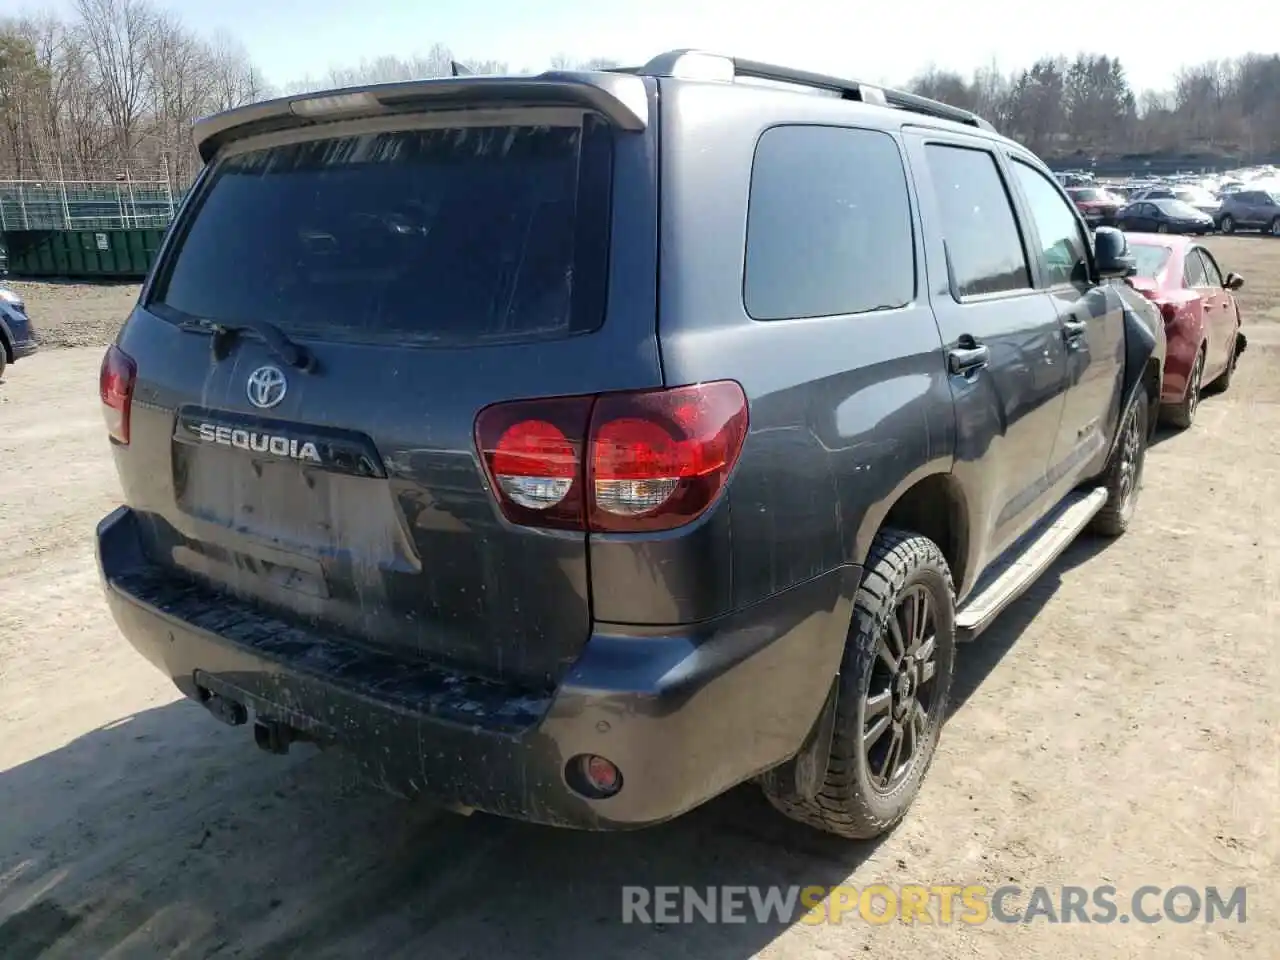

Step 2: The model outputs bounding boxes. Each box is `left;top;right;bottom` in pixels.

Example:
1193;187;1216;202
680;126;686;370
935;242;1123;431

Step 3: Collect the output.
1;238;1277;959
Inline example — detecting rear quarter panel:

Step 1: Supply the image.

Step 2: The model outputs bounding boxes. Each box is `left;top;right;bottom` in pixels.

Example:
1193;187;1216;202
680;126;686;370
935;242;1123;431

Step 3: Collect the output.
593;81;954;623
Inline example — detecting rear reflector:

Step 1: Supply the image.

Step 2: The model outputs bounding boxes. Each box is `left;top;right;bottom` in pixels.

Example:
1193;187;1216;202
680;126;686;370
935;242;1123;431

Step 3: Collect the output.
475;381;748;533
99;345;137;445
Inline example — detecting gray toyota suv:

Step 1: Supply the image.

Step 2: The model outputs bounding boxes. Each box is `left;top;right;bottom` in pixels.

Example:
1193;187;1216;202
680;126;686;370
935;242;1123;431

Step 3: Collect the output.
96;50;1161;840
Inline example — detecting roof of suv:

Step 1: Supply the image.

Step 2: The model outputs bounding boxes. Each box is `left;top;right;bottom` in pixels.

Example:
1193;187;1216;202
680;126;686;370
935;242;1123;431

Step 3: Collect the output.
192;49;1011;161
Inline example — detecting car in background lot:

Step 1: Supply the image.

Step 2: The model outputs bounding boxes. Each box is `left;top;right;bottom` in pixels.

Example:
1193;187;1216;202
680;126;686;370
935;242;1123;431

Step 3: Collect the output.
0;286;39;379
95;50;1160;843
1116;199;1214;235
1066;186;1123;226
1129;184;1221;217
1124;234;1245;428
1215;189;1280;235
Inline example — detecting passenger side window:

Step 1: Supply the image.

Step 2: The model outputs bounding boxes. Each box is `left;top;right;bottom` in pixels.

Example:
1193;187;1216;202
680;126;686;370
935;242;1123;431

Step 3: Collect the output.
1183;252;1207;288
1008;159;1091;287
923;143;1031;298
744;125;915;320
1195;249;1223;287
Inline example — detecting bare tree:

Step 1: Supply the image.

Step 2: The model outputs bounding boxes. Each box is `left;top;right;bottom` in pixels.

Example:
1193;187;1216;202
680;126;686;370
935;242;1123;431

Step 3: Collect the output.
74;0;154;157
207;30;265;111
144;10;214;182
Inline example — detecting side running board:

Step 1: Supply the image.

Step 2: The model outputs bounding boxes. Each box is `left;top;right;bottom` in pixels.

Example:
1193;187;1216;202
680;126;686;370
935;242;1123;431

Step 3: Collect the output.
955;487;1109;642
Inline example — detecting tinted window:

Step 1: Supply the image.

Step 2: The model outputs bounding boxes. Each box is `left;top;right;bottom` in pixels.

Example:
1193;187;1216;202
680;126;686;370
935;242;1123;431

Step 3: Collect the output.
1196;248;1223;286
153;119;612;346
1128;244;1171;279
744;125;914;320
1010;159;1090;286
924;144;1030;297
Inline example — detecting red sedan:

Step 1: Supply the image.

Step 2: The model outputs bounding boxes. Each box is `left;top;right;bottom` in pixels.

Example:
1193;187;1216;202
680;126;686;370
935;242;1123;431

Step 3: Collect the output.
1124;234;1247;428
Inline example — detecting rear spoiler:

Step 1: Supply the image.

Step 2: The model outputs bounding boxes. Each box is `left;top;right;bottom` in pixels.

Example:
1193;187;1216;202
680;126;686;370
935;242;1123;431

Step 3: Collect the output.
192;71;650;162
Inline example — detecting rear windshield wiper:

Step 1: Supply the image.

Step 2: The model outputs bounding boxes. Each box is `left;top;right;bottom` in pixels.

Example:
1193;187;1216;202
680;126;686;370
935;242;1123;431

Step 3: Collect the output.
180;317;315;372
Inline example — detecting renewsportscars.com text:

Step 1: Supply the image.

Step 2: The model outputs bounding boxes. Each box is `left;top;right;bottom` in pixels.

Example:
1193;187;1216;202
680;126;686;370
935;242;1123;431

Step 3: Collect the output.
621;884;1248;925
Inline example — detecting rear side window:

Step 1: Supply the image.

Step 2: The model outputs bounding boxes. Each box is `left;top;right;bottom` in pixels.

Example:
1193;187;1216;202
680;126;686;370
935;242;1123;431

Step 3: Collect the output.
924;144;1031;298
1183;251;1208;287
744;125;914;320
151;117;613;346
1128;244;1171;279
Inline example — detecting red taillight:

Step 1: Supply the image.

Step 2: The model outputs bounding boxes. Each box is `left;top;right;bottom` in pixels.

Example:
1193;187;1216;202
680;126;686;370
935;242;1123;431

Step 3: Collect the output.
99;345;137;444
476;396;592;530
474;381;748;533
588;382;749;531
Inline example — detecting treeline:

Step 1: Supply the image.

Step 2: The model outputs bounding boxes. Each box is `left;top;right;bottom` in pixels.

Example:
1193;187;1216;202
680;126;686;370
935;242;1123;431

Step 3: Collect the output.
908;53;1280;161
0;0;620;185
4;0;1278;186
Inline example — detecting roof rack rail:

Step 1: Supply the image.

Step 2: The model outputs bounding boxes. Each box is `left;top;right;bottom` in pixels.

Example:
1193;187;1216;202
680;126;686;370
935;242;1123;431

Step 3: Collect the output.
633;49;997;133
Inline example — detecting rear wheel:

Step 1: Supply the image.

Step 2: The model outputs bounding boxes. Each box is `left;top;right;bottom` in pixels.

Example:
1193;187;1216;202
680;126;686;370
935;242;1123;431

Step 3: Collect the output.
1091;391;1148;537
1163;347;1204;430
763;530;956;840
1157;223;1170;234
0;341;8;380
1220;214;1235;234
1270;217;1280;237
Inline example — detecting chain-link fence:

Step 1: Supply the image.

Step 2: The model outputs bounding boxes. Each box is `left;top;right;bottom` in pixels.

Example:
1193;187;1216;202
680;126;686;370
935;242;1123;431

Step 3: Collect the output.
0;158;178;232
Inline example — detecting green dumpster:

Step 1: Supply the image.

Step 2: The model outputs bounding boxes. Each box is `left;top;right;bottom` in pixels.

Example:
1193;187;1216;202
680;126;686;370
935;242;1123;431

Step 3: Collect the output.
1;228;167;280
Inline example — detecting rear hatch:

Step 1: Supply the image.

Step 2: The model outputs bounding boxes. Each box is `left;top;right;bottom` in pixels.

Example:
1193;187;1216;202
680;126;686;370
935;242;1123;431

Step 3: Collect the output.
111;91;661;689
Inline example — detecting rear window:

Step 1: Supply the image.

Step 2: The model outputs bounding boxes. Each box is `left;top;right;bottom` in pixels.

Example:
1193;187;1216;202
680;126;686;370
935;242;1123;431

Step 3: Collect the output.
151;117;613;346
1128;244;1171;279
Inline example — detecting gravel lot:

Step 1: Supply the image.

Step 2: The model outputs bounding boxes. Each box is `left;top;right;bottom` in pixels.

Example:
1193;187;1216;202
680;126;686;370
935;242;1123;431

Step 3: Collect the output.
1;238;1277;959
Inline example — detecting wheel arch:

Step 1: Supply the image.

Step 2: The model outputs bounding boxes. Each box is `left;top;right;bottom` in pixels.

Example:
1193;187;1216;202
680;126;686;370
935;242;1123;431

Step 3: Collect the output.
869;471;971;598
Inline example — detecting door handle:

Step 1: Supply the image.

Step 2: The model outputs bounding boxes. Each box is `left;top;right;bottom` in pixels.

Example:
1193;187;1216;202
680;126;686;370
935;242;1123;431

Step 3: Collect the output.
1062;318;1088;342
947;342;990;375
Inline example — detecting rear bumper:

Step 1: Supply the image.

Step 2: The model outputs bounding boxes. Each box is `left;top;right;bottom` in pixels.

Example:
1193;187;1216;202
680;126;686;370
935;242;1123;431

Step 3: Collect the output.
96;506;857;830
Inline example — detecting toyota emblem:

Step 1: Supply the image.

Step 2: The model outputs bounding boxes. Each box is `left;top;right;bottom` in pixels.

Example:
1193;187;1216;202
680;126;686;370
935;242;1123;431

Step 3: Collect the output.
246;365;288;409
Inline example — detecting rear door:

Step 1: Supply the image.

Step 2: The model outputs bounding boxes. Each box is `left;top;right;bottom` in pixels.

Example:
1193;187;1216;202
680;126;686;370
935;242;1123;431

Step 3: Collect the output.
115;105;661;689
1236;192;1262;227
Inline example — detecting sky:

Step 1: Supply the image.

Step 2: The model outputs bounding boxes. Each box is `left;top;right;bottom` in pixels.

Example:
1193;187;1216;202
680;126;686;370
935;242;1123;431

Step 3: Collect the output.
28;0;1280;94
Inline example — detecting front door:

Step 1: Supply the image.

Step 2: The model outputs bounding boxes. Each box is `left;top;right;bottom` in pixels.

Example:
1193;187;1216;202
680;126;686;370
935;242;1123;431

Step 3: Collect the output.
1189;246;1233;378
1005;156;1125;490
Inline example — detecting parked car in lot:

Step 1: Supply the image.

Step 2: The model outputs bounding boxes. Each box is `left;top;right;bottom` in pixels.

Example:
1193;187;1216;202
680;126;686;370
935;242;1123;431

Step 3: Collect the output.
96;49;1161;841
0;286;39;379
1124;234;1245;428
1066;186;1123;226
1129;185;1221;217
1116;199;1215;234
1215;188;1280;235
